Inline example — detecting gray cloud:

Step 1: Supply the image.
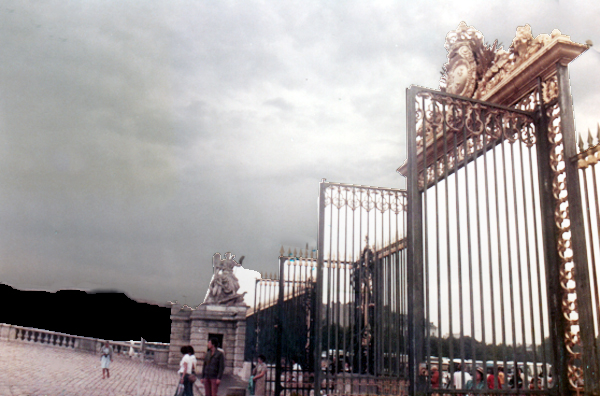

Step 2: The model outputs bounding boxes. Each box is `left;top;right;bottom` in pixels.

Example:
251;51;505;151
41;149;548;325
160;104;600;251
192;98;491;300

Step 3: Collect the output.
0;0;598;306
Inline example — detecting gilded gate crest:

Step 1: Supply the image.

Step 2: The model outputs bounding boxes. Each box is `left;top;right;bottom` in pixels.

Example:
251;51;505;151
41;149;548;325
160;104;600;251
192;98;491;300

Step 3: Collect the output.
440;22;576;101
441;22;478;97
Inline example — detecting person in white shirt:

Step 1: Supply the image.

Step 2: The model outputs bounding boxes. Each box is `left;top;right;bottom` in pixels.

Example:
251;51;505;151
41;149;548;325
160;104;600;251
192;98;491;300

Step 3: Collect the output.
178;345;197;396
452;362;472;390
289;357;303;384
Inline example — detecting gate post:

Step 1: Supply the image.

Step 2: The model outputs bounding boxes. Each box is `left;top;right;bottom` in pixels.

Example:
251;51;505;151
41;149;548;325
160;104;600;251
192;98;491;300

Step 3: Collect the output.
314;180;327;396
406;86;425;395
275;256;285;396
556;63;600;395
534;76;572;396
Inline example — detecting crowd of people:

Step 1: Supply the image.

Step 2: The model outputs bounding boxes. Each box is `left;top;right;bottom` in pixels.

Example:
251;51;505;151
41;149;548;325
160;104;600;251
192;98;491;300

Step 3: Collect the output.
428;361;551;392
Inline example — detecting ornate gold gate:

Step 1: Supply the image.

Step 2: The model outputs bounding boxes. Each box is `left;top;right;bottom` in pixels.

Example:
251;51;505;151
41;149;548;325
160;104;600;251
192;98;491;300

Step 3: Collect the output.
401;23;598;395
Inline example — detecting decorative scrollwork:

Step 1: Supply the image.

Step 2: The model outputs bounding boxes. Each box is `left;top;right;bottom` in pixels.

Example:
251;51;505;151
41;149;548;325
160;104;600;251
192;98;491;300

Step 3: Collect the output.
546;101;583;391
415;91;535;189
324;184;406;215
514;88;539;113
543;75;559;104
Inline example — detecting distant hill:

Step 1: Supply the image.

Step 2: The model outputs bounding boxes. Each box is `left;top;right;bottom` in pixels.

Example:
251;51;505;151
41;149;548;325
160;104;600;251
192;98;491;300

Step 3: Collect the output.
0;283;171;343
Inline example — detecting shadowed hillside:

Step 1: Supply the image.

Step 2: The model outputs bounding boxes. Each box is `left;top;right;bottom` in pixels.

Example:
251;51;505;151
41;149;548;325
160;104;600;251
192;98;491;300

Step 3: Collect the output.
0;283;171;342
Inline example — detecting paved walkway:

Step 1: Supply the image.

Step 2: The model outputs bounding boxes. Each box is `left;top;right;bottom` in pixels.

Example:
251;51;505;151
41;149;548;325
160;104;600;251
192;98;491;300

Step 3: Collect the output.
0;342;246;396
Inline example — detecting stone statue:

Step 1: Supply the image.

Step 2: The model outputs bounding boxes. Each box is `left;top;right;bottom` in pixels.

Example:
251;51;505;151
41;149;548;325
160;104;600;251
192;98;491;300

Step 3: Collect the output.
203;252;247;305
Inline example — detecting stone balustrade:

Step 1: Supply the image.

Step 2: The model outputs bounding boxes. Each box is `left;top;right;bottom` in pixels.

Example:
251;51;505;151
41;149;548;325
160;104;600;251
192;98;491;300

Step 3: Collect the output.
0;323;170;366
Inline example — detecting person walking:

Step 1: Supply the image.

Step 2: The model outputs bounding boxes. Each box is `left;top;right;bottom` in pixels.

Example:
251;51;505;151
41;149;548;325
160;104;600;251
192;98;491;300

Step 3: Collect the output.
128;340;135;359
100;341;114;379
252;354;267;396
179;345;197;396
201;338;225;396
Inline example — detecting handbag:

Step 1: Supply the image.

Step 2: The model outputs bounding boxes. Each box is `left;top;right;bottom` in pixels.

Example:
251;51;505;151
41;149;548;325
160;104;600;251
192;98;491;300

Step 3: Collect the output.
173;383;184;396
187;364;197;383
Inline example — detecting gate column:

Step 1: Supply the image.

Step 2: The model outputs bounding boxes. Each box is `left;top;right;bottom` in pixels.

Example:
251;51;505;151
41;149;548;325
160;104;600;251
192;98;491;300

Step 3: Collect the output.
534;75;571;396
556;62;600;395
406;86;426;396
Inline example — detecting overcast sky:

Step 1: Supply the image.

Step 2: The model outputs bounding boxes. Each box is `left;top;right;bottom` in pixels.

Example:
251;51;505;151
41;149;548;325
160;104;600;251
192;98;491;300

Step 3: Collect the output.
1;0;599;307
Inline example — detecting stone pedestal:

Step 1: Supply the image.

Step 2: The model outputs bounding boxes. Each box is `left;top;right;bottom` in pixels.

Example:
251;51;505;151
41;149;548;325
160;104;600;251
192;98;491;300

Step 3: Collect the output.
168;303;248;377
169;252;249;375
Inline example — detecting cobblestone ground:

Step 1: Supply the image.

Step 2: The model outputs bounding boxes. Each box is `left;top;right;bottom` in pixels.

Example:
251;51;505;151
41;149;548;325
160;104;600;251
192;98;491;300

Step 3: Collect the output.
0;342;201;396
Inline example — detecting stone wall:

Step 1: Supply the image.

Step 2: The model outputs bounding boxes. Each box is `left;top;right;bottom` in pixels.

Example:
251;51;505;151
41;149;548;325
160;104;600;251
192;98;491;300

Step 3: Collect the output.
0;323;169;365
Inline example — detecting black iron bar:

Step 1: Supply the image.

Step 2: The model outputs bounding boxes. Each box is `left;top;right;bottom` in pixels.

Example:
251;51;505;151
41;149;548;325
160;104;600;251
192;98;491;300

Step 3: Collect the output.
482;114;499;389
423;96;431;394
407;86;424;396
433;100;443;392
334;188;342;388
398;192;405;380
387;194;392;378
252;279;260;367
526;137;549;390
443;100;455;390
462;106;477;384
500;124;520;380
390;199;395;378
472;109;488;382
518;129;540;391
508;128;529;389
492;120;509;387
358;186;364;382
374;189;380;378
314;181;326;396
404;192;409;382
342;188;349;386
276;265;284;396
454;105;466;389
350;188;357;394
293;257;300;395
325;186;334;393
366;188;373;379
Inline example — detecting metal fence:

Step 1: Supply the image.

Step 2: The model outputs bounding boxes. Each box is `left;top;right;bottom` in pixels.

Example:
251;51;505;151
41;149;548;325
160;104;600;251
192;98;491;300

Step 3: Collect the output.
246;257;317;396
315;182;408;395
405;86;558;395
574;126;600;384
247;53;600;396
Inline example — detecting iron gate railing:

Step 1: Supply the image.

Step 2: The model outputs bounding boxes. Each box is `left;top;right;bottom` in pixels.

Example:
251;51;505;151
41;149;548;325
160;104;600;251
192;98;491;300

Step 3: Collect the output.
247;256;317;396
247;38;600;396
574;126;600;387
315;182;408;395
406;86;559;395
